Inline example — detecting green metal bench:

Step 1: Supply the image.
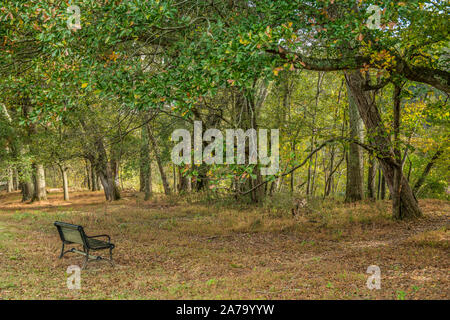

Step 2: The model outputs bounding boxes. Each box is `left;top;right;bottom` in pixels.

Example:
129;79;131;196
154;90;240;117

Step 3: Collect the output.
54;221;115;269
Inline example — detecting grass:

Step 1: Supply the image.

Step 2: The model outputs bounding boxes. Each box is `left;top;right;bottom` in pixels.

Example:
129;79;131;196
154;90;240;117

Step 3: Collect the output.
0;190;448;300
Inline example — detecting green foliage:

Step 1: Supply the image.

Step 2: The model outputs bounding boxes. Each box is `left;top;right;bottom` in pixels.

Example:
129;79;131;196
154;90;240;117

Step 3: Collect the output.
0;1;448;200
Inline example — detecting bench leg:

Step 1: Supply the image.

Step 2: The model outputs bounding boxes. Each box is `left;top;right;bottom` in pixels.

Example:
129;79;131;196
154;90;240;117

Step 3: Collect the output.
108;247;115;267
81;248;90;270
59;243;65;258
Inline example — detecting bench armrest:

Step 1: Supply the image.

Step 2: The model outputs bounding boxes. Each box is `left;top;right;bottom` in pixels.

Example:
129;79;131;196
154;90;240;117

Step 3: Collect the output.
87;234;111;243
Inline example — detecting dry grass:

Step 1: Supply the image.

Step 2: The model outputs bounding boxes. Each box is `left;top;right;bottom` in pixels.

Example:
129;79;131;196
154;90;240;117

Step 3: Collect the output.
0;190;448;300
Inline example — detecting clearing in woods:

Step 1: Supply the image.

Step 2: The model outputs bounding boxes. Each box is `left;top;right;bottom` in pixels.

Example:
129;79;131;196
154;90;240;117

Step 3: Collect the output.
0;191;448;299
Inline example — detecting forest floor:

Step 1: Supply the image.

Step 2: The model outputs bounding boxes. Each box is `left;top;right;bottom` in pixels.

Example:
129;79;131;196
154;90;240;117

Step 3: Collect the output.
0;190;448;300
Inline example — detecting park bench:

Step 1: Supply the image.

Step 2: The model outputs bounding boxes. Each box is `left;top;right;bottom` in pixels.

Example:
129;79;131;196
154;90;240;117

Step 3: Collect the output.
54;221;115;269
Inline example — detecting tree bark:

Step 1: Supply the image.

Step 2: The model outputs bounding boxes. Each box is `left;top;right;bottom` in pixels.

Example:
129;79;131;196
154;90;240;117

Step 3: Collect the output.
307;73;324;195
92;139;121;201
139;169;145;192
13;169;19;190
21;181;33;202
140;123;153;200
345;82;364;202
381;173;386;200
177;167;191;193
250;169;265;203
377;167;381;199
324;148;334;197
268;180;276;196
345;71;421;218
17;159;33;201
96;166;120;201
144;162;152;201
89;159;98;191
290;143;295;193
367;155;377;200
139;124;149;193
85;160;91;190
32;164;47;201
58;164;69;201
111;159;120;190
147;122;171;195
392;83;403;219
7;167;14;192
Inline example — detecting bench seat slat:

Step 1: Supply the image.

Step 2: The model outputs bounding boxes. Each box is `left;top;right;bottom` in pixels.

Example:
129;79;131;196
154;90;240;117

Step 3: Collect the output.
87;238;113;249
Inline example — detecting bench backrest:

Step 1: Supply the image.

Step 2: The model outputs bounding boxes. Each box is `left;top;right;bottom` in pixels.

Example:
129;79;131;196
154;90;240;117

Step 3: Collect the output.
54;221;87;246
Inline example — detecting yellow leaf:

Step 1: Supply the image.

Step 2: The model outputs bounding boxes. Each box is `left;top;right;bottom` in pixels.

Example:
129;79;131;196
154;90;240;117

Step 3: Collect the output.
81;83;88;88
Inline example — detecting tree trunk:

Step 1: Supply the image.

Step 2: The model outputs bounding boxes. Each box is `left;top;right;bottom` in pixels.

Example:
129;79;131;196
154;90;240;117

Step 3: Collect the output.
90;164;96;191
140;123;153;201
186;169;192;192
92;139;120;201
250;169;265;203
96;166;120;201
173;165;177;193
177;167;184;193
377;167;381;199
177;167;191;193
311;152;320;196
89;159;98;191
413;148;443;195
139;124;149;193
111;159;120;190
13;169;19;190
392;83;403;219
85;160;91;190
324;147;334;197
139;170;145;192
268;180;276;196
147;123;171;195
21;181;33;202
32;164;47;201
345;82;364;202
97;171;114;201
17;162;33;201
381;173;386;200
144;162;152;201
247;83;269;203
276;174;284;192
7;167;14;192
367;156;377;199
59;164;69;201
345;71;421;219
